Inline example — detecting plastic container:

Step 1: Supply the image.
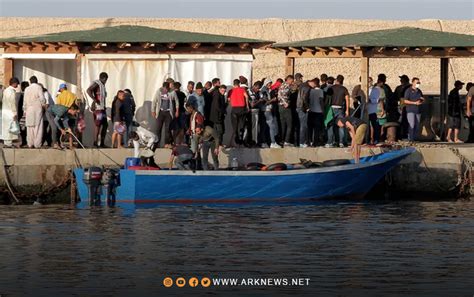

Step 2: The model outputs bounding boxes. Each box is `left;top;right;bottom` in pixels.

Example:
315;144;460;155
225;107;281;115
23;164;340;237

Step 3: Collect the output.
125;157;141;169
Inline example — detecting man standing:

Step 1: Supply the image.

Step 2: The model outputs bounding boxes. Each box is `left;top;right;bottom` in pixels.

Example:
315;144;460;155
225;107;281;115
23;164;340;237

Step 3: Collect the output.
466;82;474;143
152;82;179;148
228;79;249;147
187;82;205;116
403;77;424;142
249;81;267;147
296;79;315;147
171;82;187;144
209;82;226;144
278;75;295;147
185;81;195;99
86;72;108;148
325;75;350;148
1;77;20;147
308;78;325;147
446;81;464;143
393;75;411;139
23;76;46;148
261;78;280;148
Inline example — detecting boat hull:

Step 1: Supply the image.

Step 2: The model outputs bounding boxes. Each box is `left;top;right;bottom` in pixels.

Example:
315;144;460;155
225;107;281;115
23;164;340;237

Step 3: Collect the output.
74;148;415;207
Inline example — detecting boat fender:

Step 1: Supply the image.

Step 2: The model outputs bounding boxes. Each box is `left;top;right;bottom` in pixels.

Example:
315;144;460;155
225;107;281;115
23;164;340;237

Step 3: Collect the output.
246;162;266;171
322;159;351;167
265;163;288;171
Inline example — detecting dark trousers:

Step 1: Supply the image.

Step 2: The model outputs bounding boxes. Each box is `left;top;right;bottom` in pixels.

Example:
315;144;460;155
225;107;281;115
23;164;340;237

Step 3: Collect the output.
45;110;58;146
231;107;247;145
156;110;172;146
369;113;380;143
308;112;324;146
93;110;108;146
279;105;293;143
468;116;474;143
214;122;225;145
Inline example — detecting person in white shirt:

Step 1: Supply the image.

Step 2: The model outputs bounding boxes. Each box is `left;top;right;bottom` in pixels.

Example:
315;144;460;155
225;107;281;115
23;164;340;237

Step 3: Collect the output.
130;125;159;168
308;78;325;146
23;76;46;148
1;77;20;147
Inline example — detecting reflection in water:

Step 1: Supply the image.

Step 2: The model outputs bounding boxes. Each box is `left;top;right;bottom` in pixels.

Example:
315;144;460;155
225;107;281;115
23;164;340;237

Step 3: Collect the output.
0;200;473;297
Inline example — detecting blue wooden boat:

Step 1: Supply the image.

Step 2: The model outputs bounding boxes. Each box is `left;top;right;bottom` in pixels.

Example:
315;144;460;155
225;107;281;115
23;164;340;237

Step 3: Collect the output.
73;148;415;207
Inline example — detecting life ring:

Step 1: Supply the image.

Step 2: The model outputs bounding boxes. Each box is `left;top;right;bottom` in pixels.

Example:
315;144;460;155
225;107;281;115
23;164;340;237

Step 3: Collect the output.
322;159;351;167
264;163;288;171
246;162;266;171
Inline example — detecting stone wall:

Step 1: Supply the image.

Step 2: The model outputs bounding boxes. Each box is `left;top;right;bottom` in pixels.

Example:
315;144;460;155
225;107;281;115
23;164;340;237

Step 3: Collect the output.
1;18;473;94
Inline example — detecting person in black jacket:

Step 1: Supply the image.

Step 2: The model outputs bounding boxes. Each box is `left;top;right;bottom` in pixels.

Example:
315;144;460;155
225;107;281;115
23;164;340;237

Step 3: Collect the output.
209;79;226;144
122;89;136;147
446;80;464;143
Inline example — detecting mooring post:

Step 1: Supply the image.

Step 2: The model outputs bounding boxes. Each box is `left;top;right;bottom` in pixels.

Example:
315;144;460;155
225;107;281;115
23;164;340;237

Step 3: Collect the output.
70;172;77;205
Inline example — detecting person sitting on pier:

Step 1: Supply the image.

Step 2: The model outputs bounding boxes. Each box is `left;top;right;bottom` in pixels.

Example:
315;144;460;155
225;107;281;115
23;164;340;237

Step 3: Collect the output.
45;103;80;149
336;116;368;163
130;125;159;168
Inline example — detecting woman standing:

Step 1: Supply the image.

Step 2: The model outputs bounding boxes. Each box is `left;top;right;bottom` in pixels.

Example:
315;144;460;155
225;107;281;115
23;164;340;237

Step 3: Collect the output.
1;77;20;147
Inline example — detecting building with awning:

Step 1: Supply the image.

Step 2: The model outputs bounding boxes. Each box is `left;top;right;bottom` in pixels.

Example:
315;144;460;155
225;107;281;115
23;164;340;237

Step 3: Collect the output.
273;27;474;139
0;25;271;144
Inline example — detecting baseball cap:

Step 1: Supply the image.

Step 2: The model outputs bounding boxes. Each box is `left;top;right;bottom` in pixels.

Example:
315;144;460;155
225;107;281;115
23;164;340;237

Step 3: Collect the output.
455;80;465;86
399;75;409;81
58;83;67;90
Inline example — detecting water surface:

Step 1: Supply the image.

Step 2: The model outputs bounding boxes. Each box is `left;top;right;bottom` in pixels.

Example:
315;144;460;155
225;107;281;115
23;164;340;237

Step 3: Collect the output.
0;200;473;296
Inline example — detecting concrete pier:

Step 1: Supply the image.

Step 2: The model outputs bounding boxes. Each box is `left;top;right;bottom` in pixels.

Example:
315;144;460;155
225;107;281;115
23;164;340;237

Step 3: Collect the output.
0;144;472;201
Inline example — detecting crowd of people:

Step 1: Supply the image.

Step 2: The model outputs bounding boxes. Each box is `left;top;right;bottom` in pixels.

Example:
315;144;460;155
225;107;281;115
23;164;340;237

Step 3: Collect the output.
1;71;473;166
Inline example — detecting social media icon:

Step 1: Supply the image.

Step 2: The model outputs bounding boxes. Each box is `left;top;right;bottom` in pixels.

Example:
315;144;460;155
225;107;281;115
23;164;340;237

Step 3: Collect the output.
189;277;199;287
163;277;173;288
176;277;186;287
201;277;211;287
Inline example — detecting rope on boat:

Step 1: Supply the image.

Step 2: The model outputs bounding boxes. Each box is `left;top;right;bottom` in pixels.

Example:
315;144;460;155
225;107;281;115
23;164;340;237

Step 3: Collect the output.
0;148;20;204
67;132;121;167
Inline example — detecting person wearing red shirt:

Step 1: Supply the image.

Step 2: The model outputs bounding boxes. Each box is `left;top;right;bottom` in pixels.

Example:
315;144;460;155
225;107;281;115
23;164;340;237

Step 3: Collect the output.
227;79;249;146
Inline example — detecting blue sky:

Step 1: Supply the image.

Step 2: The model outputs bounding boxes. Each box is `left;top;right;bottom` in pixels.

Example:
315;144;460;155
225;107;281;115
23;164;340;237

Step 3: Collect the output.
0;0;473;19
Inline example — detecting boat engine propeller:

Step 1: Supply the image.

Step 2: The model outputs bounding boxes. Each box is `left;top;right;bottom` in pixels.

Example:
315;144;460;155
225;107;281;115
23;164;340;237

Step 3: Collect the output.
83;167;120;206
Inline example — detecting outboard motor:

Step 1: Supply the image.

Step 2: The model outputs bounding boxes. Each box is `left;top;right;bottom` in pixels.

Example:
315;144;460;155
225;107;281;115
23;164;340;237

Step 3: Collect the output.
83;167;103;206
102;169;120;206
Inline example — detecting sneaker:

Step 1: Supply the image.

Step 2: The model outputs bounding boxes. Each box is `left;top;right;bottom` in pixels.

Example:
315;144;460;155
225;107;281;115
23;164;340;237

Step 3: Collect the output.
299;144;308;148
324;143;333;148
261;143;269;148
284;142;294;147
270;142;282;148
339;143;345;148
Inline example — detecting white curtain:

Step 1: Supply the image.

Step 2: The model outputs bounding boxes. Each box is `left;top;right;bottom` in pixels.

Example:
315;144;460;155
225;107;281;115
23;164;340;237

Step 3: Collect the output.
81;57;169;138
13;59;78;95
9;54;253;146
169;54;253;86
